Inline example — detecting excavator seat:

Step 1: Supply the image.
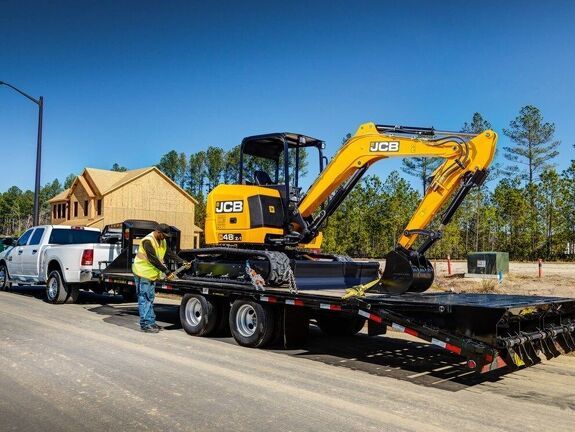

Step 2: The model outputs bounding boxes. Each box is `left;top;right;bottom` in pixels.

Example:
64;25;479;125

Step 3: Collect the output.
254;170;274;185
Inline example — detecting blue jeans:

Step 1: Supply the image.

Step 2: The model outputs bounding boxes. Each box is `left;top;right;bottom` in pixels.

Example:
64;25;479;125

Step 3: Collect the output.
135;276;156;329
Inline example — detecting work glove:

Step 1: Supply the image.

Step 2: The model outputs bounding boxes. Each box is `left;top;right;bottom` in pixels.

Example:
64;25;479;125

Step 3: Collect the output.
183;261;192;269
166;272;176;281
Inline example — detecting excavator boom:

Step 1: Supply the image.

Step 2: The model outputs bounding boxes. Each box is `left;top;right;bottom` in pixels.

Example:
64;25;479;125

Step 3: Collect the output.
297;122;497;293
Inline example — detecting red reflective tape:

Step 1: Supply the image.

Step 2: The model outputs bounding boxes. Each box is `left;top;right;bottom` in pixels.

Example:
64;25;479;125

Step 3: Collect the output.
480;355;508;373
285;299;304;306
485;354;493;362
165;284;173;291
369;313;382;323
404;327;418;337
261;296;278;303
446;343;462;355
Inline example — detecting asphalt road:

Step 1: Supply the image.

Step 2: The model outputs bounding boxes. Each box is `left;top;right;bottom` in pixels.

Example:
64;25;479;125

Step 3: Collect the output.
1;287;575;432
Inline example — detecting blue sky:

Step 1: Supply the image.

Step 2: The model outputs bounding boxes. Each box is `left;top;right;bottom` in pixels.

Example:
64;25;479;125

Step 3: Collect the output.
1;0;574;192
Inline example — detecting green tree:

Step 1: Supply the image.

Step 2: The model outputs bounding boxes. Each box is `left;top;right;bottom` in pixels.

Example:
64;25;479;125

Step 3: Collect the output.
64;173;76;189
157;150;187;187
401;158;441;196
205;147;225;190
187;151;207;197
461;112;493;251
538;168;565;259
111;163;128;172
223;146;241;184
503;105;560;184
561;158;575;258
462;112;492;135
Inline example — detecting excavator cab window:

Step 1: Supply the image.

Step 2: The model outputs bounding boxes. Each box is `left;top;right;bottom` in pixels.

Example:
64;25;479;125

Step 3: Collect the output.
239;133;325;197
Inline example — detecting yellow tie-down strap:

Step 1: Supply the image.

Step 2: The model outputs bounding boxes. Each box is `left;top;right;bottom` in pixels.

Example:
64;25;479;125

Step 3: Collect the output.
342;278;380;299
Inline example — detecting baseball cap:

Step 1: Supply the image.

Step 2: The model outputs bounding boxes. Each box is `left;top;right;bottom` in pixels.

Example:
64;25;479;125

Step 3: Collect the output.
157;223;173;237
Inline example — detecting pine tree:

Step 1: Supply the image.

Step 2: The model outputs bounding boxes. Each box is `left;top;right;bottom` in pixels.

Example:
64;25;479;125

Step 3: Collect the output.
503;105;560;185
401;158;441;196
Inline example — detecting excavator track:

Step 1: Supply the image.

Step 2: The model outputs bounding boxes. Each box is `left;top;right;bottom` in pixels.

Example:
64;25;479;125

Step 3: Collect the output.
180;247;293;287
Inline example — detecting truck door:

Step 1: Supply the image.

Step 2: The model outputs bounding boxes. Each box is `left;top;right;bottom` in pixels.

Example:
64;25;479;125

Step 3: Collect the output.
21;227;46;277
6;228;34;278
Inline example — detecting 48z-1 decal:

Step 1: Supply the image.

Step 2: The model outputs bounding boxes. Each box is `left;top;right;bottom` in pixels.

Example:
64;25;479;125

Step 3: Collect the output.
219;233;242;241
215;200;243;213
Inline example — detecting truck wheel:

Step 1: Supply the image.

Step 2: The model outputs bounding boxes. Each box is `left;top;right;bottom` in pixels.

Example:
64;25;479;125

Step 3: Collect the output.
229;300;275;348
180;294;219;336
316;314;366;336
0;263;11;291
46;270;70;304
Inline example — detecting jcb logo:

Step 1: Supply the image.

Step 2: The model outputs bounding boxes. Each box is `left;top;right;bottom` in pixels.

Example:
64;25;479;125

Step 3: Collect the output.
215;200;243;213
369;141;399;152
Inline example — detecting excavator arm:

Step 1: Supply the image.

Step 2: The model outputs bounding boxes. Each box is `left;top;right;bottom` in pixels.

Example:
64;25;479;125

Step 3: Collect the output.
298;122;497;293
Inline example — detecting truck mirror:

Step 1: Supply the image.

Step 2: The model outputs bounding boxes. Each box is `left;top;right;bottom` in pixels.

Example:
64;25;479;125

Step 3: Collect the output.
2;238;15;247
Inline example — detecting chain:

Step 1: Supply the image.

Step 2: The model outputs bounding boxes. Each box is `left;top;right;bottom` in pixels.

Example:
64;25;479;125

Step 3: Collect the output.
286;265;298;295
245;261;265;291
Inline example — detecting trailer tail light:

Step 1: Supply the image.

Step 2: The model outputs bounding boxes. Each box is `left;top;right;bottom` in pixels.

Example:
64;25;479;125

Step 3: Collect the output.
81;249;94;266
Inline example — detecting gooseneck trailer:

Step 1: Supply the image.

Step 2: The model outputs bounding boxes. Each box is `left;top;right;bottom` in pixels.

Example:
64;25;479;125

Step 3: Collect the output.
99;221;575;374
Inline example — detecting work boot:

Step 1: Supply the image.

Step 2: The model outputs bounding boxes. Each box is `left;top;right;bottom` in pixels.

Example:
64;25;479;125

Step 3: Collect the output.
141;326;160;333
151;324;163;331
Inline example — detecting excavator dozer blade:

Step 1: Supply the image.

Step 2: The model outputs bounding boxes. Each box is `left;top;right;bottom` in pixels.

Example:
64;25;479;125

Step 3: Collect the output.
373;249;434;294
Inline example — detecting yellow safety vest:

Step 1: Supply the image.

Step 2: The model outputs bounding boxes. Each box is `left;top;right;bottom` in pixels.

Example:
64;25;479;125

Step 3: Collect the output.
132;232;168;281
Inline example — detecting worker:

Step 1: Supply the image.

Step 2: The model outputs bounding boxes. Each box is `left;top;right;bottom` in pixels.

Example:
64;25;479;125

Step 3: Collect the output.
132;223;189;333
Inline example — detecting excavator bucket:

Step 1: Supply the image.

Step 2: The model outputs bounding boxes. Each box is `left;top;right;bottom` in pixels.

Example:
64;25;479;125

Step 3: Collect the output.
374;249;434;294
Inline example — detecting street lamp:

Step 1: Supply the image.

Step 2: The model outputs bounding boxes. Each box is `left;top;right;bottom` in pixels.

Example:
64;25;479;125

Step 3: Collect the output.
0;81;44;226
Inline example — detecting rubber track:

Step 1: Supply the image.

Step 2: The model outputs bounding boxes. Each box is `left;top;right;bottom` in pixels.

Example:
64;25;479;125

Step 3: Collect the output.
185;247;292;286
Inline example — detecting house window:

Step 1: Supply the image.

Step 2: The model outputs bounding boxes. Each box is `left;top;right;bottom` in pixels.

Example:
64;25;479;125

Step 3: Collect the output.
74;202;78;218
57;204;62;219
53;205;57;219
97;199;102;216
84;200;88;217
67;204;70;220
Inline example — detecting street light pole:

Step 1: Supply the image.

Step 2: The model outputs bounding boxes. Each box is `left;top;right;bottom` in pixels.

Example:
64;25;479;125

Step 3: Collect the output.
0;81;44;225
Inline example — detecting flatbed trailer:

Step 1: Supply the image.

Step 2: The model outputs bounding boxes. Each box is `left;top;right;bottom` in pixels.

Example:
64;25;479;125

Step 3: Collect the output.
99;221;575;375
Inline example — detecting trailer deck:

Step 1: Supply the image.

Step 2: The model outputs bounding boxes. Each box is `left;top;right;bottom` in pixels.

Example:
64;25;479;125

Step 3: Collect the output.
102;269;575;374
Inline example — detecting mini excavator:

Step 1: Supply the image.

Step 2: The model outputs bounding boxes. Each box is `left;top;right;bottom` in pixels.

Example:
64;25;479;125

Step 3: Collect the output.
192;122;497;294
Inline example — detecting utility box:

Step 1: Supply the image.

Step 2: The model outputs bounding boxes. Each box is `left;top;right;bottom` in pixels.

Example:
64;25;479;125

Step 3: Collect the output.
467;252;509;275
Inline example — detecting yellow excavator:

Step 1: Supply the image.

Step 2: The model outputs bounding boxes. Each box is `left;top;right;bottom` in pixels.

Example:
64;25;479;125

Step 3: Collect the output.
198;122;497;294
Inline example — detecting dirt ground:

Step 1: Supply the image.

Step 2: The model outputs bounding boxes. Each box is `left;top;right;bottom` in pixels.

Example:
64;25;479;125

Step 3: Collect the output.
426;260;575;298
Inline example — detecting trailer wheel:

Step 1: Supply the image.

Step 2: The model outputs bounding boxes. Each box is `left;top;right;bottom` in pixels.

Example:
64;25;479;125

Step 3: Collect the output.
0;263;11;291
230;300;275;348
46;270;70;304
180;294;219;336
316;314;366;336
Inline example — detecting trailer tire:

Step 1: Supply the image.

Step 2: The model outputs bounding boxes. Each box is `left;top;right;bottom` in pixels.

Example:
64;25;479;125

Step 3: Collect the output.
46;270;70;304
230;300;275;348
316;314;366;336
0;262;11;291
180;294;219;336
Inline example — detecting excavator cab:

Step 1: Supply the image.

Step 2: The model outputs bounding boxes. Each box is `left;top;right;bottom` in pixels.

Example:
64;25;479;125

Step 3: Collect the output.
239;132;326;202
205;133;326;247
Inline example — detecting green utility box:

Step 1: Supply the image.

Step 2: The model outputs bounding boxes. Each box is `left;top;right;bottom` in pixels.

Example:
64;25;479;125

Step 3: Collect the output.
467;252;509;275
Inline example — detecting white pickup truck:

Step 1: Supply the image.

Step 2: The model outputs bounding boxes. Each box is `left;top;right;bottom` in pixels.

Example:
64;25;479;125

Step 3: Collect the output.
0;225;121;303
